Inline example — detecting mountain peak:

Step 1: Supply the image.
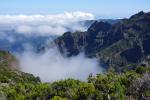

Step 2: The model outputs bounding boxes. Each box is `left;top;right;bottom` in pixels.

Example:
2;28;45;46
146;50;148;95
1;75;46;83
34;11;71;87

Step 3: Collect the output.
88;21;111;33
51;11;150;71
130;11;145;18
130;11;150;21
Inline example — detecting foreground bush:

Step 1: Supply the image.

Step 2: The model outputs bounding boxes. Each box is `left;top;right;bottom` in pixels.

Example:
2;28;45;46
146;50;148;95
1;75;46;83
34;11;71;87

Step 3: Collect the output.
0;66;150;100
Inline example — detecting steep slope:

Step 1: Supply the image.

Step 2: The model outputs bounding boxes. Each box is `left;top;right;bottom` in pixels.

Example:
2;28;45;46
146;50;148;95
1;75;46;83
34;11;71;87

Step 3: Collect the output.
0;50;40;84
54;21;112;57
97;11;150;71
52;11;150;71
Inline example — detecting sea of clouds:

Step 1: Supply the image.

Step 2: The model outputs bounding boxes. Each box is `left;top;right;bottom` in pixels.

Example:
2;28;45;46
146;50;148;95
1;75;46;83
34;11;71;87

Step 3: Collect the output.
17;47;102;82
0;11;94;36
0;12;103;82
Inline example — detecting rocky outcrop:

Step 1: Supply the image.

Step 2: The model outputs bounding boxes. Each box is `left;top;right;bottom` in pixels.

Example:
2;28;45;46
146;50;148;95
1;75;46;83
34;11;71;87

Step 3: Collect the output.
46;11;150;71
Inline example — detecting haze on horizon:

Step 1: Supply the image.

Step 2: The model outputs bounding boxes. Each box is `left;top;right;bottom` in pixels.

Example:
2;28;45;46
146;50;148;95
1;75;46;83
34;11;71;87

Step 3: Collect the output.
0;0;150;18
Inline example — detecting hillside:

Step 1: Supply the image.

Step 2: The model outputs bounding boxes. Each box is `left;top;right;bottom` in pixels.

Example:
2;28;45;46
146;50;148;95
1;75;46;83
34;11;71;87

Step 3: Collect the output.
0;50;150;99
51;11;150;71
0;50;40;84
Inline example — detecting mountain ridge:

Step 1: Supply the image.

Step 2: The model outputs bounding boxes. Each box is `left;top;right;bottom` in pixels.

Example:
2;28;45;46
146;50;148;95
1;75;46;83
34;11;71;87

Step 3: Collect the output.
43;11;150;71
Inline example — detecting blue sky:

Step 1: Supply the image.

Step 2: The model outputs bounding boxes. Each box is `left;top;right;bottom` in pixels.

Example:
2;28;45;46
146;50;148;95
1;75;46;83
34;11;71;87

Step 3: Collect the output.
0;0;150;18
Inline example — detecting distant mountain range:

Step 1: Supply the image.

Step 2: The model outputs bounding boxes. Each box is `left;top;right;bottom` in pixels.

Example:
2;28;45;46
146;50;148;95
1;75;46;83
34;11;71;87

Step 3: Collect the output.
0;19;119;53
0;30;57;53
42;11;150;71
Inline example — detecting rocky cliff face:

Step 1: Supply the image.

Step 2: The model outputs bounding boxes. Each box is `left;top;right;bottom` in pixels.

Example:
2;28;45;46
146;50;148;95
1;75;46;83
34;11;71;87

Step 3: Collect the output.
54;21;112;57
47;11;150;71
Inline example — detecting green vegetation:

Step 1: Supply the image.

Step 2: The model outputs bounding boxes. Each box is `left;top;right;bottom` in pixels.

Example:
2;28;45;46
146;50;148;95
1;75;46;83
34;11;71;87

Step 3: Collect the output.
0;50;150;100
0;50;40;84
0;66;150;100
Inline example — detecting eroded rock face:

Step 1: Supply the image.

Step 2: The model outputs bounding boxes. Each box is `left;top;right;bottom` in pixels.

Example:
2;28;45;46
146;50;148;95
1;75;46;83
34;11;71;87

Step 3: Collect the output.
85;21;112;55
45;11;150;71
54;21;112;57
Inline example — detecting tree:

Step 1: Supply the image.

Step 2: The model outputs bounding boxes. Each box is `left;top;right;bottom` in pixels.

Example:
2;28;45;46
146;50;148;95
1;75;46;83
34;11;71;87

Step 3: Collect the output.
128;73;150;99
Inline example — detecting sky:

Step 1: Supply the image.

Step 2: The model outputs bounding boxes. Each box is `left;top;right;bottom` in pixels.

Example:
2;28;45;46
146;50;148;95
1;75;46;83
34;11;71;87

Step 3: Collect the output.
0;0;150;18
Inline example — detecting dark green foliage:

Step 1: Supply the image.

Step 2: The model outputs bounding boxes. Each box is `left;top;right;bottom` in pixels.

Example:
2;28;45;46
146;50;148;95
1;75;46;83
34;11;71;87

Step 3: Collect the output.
1;83;52;100
51;79;95;100
1;66;150;100
136;66;150;74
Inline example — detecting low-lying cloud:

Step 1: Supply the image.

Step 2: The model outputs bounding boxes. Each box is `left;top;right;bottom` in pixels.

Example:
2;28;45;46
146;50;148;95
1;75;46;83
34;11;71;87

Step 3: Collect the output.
0;11;94;36
0;11;102;82
17;47;102;82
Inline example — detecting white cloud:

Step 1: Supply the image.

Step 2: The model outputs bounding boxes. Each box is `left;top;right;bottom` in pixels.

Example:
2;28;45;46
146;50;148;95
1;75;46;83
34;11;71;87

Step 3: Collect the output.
0;31;16;43
17;47;103;82
16;25;33;34
0;11;102;82
0;11;94;36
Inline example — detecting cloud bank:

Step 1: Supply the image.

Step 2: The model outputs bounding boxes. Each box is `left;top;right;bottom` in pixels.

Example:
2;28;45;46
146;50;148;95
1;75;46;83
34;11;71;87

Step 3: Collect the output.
17;47;102;82
0;11;94;36
0;11;102;82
